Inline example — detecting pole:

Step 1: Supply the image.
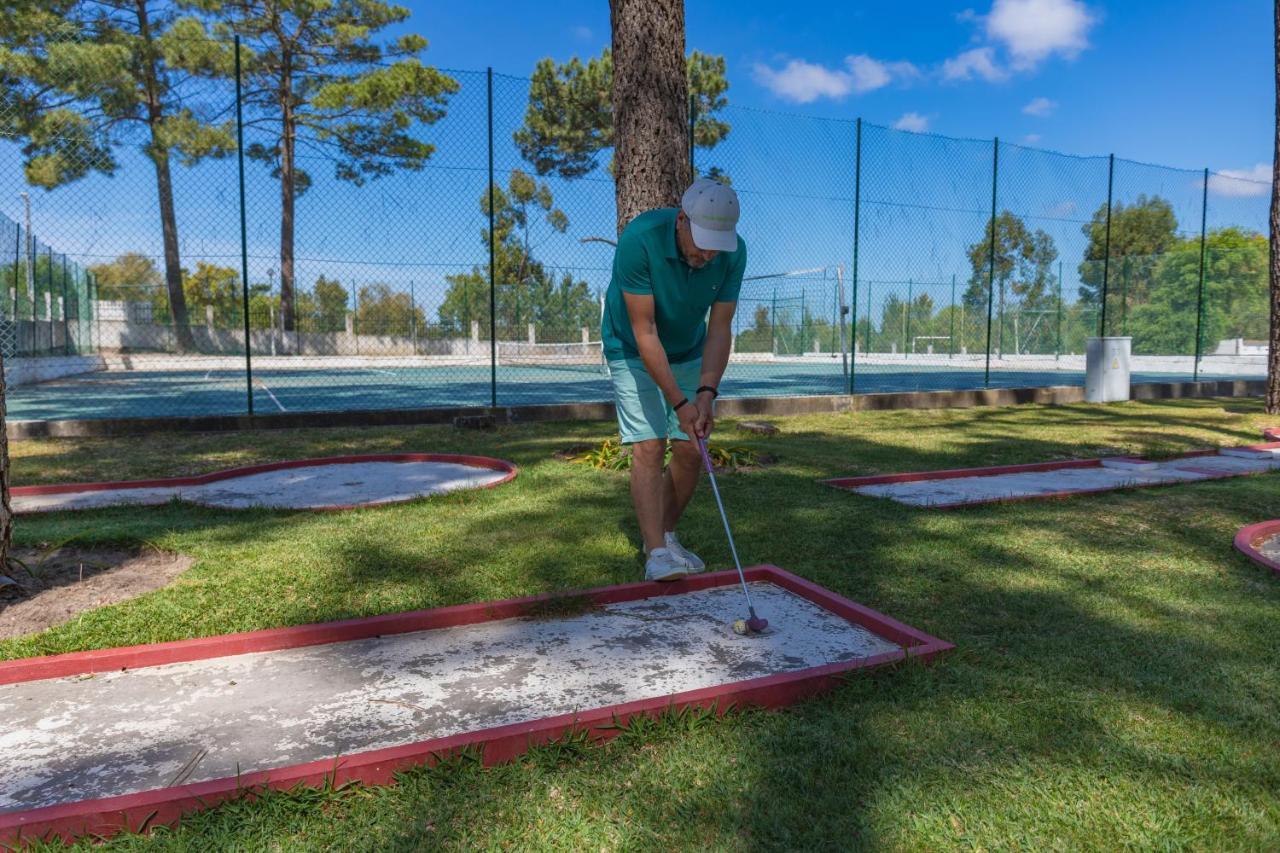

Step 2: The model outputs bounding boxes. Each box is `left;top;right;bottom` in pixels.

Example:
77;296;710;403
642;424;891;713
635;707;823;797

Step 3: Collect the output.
61;254;69;354
21;192;32;311
983;137;999;386
850;117;862;393
487;67;497;407
688;93;697;181
11;217;20;355
949;274;956;359
1193;166;1209;380
770;285;777;354
904;279;912;357
866;280;873;356
45;246;52;353
234;36;254;416
409;280;417;354
836;265;849;380
1056;260;1063;360
1099;153;1115;337
1120;255;1129;335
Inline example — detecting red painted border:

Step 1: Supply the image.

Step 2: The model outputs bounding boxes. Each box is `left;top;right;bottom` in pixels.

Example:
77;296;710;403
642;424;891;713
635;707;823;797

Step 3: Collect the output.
1234;520;1280;577
0;565;952;846
1264;427;1280;442
11;453;518;513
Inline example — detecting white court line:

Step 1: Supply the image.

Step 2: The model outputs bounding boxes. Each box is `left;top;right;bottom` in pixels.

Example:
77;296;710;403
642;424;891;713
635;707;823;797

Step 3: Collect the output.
254;378;288;412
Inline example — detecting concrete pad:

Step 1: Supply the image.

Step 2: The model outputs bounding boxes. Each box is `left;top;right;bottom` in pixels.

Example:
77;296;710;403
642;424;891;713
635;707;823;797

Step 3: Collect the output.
0;578;916;819
13;454;516;514
837;452;1279;508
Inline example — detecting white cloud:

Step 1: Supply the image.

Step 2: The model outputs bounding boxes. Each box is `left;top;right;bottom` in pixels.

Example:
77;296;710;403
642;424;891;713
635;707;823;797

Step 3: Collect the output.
1045;200;1077;217
893;112;930;132
752;59;855;103
1022;96;1057;117
941;47;1007;82
1207;163;1272;197
986;0;1095;69
1023;133;1042;144
753;55;919;103
571;25;593;41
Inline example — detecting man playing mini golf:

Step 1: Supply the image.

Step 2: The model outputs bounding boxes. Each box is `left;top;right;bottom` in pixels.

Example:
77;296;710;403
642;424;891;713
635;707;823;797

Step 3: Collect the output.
601;179;746;582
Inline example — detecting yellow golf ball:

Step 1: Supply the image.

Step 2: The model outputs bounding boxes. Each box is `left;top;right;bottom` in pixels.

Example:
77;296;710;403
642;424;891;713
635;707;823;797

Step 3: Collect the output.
732;619;748;635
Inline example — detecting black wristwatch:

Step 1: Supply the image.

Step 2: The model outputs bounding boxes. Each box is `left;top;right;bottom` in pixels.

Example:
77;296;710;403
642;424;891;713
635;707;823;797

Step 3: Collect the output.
673;397;690;411
696;385;719;398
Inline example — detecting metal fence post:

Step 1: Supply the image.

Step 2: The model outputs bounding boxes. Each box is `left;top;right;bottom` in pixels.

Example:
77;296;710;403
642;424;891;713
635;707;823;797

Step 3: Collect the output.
1193;166;1209;381
1056;261;1063;360
905;279;913;358
409;279;418;354
1099;153;1115;337
688;93;697;181
45;245;52;353
234;35;254;416
11;222;20;356
849;117;861;393
61;253;70;354
983;137;999;386
949;274;956;359
487;67;497;407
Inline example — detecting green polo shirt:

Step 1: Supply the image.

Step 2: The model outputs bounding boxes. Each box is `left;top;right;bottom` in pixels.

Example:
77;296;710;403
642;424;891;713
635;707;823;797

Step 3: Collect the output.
601;208;747;364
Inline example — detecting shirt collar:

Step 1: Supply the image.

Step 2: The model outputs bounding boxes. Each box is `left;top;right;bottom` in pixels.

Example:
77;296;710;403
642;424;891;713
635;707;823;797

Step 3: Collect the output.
662;210;681;260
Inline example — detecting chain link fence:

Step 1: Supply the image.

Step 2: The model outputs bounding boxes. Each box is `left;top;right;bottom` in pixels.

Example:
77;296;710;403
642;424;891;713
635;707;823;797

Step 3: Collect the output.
1;30;1270;421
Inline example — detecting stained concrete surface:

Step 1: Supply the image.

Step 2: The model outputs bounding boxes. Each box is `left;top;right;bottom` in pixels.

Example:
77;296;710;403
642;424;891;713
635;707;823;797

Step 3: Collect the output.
14;460;509;514
852;453;1280;507
0;582;898;813
1260;534;1280;562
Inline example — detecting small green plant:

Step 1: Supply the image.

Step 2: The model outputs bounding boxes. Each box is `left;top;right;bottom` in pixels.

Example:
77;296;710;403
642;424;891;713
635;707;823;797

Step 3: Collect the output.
568;439;759;471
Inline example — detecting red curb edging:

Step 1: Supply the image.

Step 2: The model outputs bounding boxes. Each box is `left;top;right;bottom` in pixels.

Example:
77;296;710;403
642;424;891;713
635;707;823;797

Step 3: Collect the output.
10;453;518;513
1264;427;1280;442
1234;520;1280;577
0;565;952;845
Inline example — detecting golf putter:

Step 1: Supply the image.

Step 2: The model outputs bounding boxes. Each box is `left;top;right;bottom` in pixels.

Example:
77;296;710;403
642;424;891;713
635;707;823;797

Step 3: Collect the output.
696;436;768;634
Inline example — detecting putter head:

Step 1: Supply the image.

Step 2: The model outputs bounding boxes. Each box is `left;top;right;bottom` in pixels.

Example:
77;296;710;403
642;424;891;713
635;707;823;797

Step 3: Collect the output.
746;616;769;633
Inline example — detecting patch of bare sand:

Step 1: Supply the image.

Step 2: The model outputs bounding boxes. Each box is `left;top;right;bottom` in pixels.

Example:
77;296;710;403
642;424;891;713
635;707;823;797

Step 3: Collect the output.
0;547;194;640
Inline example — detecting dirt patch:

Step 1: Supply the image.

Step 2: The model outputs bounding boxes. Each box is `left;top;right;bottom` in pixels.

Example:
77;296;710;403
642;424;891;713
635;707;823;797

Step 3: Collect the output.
0;546;194;640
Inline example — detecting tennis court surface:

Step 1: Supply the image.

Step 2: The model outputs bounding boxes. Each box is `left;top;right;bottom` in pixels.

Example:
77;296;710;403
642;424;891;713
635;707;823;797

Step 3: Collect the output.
8;353;1260;422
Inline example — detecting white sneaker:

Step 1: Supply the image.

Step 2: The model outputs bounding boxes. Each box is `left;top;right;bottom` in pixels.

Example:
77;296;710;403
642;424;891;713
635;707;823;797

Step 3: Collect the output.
644;547;689;582
664;532;706;572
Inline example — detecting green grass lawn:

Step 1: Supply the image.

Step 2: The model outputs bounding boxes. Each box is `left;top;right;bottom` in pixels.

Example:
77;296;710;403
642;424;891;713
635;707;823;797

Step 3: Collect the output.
6;398;1280;851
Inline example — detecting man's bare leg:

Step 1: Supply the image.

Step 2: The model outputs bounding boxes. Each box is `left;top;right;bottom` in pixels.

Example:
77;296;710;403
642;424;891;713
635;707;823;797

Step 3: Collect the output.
662;438;702;533
630;439;667;553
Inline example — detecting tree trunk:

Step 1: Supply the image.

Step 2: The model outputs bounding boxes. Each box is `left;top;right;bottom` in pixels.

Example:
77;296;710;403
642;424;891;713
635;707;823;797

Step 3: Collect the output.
610;0;689;235
136;0;194;353
279;56;297;336
1269;0;1280;413
152;149;195;352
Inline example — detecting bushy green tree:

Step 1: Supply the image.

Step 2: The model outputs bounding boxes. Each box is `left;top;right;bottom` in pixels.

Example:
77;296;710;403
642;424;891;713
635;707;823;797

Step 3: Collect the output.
1126;228;1268;355
438;170;596;342
514;49;730;181
1078;195;1178;308
965;211;1059;356
204;0;457;333
3;2;235;350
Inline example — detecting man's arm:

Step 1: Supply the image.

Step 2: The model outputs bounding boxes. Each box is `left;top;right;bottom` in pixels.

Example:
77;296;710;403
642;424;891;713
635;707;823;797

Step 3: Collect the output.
700;300;736;391
623;291;702;437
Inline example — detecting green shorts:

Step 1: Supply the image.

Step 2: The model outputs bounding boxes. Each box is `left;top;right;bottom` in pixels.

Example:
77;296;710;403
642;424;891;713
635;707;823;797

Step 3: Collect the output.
607;357;702;444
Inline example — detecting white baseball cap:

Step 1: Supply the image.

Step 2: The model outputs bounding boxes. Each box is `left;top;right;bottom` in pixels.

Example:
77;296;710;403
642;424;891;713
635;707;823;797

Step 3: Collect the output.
681;178;740;253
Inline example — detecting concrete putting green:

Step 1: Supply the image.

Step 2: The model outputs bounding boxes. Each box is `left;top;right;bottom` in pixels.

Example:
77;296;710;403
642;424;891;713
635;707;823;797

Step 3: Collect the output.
12;454;517;514
1234;519;1280;576
0;566;951;844
826;441;1280;509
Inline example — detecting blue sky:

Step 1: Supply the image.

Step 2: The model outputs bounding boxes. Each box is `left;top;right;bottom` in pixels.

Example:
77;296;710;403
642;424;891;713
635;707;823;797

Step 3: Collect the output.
417;0;1272;175
2;0;1273;336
